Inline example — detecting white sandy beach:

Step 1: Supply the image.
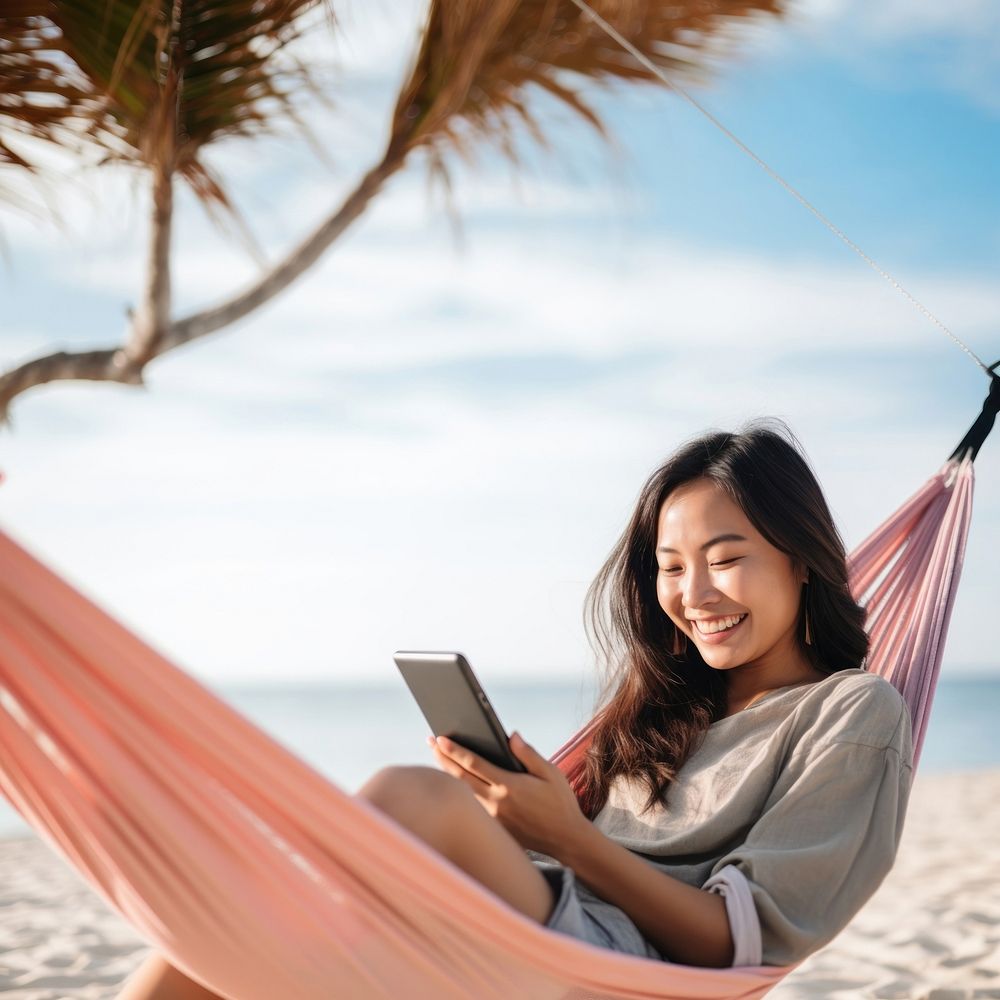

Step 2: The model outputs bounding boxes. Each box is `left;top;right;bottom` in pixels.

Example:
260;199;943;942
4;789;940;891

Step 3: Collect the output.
1;767;999;999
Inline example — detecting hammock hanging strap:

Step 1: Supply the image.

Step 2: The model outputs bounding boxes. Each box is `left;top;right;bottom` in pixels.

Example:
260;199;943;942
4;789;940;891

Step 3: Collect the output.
949;363;1000;462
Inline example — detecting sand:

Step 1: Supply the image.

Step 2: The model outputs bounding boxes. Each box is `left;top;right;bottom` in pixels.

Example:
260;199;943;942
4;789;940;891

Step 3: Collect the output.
1;768;999;1000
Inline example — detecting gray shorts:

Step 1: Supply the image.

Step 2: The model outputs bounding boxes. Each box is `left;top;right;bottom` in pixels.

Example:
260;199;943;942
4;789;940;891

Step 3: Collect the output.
531;857;663;961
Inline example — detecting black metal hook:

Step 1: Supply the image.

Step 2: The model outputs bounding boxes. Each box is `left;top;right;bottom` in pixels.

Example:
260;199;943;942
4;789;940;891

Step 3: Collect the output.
948;359;1000;463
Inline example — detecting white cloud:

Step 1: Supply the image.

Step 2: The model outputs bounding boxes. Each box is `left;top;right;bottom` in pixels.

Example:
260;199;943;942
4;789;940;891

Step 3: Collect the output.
738;0;1000;114
288;0;427;82
25;149;997;375
165;230;999;372
802;0;1000;43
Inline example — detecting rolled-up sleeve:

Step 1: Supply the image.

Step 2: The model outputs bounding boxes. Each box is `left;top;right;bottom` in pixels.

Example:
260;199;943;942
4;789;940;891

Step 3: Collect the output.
705;703;913;966
703;863;763;966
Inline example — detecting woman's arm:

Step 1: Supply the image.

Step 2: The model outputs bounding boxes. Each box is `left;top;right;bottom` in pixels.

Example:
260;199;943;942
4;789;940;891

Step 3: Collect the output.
559;821;735;968
429;732;734;967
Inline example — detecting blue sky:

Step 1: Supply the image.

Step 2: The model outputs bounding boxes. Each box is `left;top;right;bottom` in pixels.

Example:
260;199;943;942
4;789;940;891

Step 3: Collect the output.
1;0;998;686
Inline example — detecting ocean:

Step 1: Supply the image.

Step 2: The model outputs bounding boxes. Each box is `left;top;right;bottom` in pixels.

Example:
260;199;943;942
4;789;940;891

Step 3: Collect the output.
1;674;998;838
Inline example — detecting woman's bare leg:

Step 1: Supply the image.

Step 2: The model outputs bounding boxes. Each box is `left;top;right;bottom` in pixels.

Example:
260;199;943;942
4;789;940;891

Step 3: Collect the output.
355;764;556;924
114;764;555;999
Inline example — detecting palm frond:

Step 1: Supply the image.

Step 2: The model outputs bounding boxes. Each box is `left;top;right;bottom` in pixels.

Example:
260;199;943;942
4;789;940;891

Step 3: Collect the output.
389;0;786;168
1;0;331;217
0;12;97;177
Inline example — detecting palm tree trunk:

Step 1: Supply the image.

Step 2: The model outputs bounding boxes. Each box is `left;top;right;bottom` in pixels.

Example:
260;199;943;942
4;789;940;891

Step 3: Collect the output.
120;159;173;374
163;149;406;351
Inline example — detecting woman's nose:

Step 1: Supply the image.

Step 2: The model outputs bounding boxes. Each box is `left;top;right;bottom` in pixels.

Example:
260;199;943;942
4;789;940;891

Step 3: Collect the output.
681;566;720;609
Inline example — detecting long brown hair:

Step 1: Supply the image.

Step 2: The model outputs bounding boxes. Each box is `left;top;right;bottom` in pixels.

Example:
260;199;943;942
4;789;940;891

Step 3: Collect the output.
572;417;869;820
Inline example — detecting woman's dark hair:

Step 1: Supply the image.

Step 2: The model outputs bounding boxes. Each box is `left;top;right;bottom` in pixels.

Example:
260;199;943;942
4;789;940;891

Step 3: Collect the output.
571;416;869;821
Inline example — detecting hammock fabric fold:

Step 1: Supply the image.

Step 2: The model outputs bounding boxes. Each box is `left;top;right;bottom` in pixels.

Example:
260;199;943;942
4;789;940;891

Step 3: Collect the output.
0;452;974;1000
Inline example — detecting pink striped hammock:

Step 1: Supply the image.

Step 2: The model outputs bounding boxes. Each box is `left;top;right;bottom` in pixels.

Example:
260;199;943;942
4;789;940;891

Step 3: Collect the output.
0;443;979;1000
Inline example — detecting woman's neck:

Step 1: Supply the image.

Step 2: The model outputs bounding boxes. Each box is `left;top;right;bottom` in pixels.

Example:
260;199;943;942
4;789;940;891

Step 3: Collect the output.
724;660;828;717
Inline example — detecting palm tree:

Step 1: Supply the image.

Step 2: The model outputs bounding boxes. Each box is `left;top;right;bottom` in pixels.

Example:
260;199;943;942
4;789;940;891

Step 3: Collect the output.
0;0;785;423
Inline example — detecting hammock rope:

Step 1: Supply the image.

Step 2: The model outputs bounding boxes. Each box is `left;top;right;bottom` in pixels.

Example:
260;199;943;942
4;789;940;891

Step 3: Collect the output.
566;0;992;379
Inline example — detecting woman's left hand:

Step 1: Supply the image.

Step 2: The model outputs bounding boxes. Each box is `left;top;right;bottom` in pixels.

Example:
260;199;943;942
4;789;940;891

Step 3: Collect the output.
428;731;587;859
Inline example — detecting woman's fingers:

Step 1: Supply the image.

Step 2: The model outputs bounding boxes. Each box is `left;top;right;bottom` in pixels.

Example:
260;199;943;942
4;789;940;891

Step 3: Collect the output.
429;740;493;795
430;736;507;786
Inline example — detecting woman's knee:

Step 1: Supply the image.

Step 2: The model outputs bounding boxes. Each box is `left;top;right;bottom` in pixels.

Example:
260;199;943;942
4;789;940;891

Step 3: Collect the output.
357;766;554;924
357;765;472;833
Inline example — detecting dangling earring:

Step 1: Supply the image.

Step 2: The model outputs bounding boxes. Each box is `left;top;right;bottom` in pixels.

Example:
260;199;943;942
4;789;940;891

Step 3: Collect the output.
671;627;687;657
803;580;813;646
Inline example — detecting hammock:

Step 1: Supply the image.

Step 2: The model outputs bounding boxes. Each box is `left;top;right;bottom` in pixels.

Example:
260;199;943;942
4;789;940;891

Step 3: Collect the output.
0;381;994;1000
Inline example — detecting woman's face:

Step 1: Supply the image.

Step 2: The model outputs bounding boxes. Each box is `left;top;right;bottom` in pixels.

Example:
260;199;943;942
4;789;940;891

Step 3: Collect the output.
655;477;809;677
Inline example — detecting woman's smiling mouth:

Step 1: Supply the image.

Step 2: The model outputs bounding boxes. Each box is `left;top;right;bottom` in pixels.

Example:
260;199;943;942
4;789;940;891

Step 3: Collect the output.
691;613;748;641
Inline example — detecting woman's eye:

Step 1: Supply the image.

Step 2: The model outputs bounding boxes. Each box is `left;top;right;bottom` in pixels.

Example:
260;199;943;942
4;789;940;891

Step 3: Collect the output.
660;557;739;573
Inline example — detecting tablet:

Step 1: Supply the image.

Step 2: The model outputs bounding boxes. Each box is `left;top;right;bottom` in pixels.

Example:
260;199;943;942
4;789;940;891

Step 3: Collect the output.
393;651;527;773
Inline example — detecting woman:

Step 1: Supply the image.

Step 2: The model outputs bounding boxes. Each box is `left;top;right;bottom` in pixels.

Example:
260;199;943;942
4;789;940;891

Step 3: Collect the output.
117;417;912;997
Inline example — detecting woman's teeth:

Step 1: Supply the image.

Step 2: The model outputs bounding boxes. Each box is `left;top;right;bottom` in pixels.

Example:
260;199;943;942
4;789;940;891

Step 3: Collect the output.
695;613;747;635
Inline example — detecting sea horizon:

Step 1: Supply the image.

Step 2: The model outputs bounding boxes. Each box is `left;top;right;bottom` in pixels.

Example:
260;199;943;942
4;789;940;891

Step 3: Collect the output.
2;671;998;839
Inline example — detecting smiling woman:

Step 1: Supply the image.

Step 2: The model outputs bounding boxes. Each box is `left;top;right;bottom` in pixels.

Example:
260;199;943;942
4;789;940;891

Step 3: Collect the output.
548;416;909;967
368;418;909;969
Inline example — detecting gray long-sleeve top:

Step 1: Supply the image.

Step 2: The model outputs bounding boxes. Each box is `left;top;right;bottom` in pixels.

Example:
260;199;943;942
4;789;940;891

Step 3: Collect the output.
590;667;914;966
